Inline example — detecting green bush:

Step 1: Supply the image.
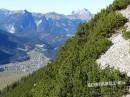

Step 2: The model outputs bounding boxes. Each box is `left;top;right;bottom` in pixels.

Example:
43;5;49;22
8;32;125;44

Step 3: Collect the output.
123;31;130;39
112;0;130;10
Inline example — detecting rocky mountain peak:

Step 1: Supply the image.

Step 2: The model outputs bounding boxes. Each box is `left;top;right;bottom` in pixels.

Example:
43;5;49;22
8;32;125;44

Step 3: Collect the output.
68;8;93;21
72;8;90;15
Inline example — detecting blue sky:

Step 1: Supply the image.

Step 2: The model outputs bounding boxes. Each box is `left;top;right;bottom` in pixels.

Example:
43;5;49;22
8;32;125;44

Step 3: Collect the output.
0;0;114;14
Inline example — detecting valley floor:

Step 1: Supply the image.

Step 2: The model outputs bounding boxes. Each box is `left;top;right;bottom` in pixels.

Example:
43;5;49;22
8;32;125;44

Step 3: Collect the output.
0;48;49;90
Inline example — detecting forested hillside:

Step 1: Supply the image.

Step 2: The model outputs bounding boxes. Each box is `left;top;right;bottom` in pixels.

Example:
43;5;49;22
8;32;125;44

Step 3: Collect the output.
0;0;130;97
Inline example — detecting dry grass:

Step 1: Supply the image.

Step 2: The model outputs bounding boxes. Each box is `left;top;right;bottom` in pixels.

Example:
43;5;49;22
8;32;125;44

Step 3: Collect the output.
0;72;27;90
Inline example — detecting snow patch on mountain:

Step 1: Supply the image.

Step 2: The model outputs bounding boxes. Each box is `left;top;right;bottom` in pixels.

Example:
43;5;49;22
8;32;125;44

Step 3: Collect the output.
6;25;15;33
36;19;42;26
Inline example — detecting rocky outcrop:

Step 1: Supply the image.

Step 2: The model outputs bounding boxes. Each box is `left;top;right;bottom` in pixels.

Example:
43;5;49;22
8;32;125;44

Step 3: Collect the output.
97;5;130;76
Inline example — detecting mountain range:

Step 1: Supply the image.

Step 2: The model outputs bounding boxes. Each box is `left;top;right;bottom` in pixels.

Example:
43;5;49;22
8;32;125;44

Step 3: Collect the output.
0;8;93;64
0;8;92;34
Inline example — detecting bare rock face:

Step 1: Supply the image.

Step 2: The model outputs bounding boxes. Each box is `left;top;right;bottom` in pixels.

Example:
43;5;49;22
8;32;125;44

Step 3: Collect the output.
120;5;130;20
68;8;93;21
120;5;130;31
97;5;130;76
97;34;130;74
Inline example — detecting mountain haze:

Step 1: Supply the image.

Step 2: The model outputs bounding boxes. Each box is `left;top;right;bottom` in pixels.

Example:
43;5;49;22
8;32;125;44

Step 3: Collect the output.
0;30;28;64
0;8;93;63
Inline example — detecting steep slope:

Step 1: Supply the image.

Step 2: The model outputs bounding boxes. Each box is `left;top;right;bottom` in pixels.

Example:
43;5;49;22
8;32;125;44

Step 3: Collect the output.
0;0;129;97
97;5;130;76
0;30;28;64
13;10;37;33
0;10;37;33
